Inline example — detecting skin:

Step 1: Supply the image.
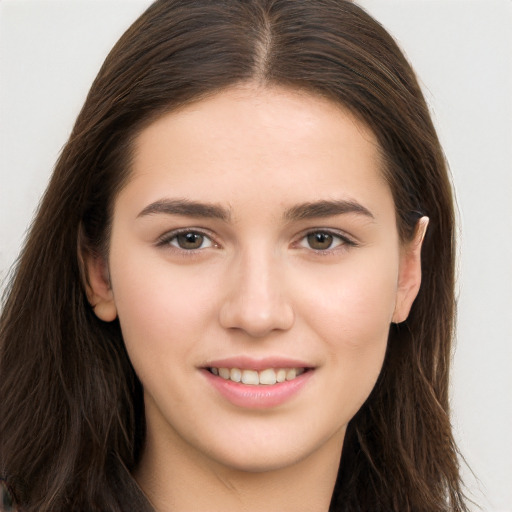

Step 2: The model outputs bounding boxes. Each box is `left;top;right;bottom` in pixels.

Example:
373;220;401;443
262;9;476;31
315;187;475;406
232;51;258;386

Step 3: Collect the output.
87;84;426;512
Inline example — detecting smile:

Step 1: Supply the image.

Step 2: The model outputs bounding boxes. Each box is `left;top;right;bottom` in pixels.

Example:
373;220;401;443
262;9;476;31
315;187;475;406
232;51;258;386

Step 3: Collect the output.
209;367;306;385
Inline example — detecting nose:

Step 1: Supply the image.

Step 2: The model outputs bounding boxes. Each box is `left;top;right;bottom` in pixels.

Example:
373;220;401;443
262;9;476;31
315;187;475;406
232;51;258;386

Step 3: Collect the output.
219;250;294;338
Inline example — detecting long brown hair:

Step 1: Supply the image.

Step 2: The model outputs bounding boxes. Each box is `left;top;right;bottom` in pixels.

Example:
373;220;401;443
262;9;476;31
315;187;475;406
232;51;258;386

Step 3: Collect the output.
0;1;467;510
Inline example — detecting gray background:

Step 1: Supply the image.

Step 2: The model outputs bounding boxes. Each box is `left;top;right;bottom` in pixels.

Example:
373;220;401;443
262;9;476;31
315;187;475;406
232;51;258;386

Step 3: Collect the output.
1;1;511;510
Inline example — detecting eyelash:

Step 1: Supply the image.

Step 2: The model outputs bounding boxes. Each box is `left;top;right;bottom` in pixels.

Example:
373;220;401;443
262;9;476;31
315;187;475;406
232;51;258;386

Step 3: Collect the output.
155;228;358;254
295;229;357;253
156;228;216;251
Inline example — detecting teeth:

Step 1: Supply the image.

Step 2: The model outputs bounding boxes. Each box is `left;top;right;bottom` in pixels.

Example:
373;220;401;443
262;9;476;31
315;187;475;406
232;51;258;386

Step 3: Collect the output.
241;370;259;385
211;367;306;385
259;368;277;385
230;368;242;382
286;368;296;381
218;367;230;379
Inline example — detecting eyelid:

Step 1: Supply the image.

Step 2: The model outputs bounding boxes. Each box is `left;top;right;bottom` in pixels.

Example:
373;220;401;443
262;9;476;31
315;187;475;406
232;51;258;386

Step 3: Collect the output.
294;228;358;251
155;227;219;249
154;226;357;253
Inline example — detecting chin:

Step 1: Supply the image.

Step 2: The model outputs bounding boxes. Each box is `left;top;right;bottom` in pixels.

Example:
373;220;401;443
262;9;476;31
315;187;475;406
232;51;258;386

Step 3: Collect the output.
197;424;346;475
210;448;308;474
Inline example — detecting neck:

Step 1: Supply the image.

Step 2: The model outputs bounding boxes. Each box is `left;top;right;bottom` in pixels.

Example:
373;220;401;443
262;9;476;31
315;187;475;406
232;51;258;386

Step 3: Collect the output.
134;425;344;512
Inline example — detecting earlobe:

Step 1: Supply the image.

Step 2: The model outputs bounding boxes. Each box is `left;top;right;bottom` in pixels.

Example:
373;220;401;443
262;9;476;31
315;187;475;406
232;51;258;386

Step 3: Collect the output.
84;253;118;322
392;217;429;324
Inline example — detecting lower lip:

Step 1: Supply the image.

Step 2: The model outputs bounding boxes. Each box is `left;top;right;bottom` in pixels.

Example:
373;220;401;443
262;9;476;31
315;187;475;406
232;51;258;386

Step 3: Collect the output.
202;369;313;409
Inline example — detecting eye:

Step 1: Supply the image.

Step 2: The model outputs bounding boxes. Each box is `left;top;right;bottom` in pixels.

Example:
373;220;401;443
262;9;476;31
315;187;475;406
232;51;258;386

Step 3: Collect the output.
299;231;352;251
160;230;214;250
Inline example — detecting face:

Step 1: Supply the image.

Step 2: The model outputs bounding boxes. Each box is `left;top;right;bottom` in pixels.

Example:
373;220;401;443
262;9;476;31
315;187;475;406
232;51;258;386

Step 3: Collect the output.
88;85;423;474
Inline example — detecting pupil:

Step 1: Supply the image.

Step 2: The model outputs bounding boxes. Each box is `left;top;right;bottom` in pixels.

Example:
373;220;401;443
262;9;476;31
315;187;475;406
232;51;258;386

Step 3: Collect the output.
308;232;333;250
178;232;203;249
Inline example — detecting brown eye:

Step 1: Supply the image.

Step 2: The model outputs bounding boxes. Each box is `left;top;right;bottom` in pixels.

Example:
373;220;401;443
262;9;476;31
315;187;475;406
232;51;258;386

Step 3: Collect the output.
306;232;334;250
171;232;212;250
299;231;353;252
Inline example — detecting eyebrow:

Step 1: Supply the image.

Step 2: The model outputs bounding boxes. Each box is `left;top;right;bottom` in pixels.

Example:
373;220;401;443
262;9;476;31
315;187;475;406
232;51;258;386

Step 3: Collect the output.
137;198;374;223
283;200;375;221
137;198;231;221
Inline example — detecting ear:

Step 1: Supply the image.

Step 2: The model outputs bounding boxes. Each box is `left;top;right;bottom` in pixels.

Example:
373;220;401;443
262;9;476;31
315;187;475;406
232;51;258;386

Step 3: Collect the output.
83;253;118;322
392;217;429;324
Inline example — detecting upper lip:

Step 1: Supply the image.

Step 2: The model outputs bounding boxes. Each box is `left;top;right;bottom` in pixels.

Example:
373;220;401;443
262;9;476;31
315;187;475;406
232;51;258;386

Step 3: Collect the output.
203;356;314;371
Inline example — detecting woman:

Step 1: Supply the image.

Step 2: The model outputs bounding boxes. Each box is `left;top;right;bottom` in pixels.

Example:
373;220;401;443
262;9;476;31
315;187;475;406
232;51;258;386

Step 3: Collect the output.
0;0;468;510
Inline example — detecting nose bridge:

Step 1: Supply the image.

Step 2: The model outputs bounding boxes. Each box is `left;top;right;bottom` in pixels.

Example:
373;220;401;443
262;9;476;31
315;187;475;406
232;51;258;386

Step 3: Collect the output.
219;243;294;337
239;247;280;307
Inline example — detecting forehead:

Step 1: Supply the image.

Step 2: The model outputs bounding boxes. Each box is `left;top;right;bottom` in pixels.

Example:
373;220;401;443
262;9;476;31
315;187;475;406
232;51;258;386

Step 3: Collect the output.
122;85;393;222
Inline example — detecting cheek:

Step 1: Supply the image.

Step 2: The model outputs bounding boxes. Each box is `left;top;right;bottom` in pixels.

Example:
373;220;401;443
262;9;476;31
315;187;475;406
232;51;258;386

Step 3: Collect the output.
298;251;398;339
108;250;220;380
294;253;398;405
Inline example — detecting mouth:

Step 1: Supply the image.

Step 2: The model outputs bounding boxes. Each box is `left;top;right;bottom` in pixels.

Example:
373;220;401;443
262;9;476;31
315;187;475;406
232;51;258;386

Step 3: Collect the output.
208;366;308;385
202;360;314;408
